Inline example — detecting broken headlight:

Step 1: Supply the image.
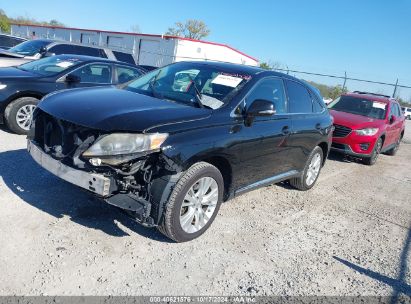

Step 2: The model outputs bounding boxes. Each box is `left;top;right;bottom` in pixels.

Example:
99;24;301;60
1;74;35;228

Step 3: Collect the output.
82;133;168;166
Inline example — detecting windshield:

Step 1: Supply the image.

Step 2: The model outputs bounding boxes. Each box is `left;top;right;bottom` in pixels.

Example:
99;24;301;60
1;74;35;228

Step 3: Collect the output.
9;40;50;56
124;62;252;109
17;56;83;76
328;95;387;119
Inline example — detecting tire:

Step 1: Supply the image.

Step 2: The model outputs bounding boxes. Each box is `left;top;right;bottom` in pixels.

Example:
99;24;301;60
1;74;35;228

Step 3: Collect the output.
158;162;224;242
386;135;401;156
4;97;39;135
363;138;383;165
289;146;323;191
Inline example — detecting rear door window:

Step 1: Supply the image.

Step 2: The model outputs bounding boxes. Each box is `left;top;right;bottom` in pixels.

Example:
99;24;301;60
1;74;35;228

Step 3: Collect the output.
115;65;143;83
395;104;403;117
69;64;112;84
285;80;313;113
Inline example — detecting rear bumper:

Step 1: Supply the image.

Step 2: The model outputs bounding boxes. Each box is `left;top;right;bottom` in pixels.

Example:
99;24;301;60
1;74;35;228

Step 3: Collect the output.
27;140;111;197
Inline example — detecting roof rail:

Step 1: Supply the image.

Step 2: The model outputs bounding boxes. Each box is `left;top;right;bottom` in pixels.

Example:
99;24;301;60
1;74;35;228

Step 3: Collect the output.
352;91;391;98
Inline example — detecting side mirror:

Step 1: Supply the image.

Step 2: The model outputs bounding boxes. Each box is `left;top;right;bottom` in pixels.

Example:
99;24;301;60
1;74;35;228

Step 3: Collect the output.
247;99;276;117
245;99;275;126
65;74;81;83
39;46;47;55
389;115;396;124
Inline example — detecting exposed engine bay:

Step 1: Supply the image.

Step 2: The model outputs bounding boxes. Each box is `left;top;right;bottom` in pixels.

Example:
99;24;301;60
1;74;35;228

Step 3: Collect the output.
28;109;178;227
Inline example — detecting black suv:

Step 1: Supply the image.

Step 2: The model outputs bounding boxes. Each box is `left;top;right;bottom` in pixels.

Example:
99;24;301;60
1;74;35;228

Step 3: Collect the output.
27;61;333;242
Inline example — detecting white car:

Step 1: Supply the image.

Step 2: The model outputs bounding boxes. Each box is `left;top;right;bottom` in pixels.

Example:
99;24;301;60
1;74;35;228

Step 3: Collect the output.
401;107;411;120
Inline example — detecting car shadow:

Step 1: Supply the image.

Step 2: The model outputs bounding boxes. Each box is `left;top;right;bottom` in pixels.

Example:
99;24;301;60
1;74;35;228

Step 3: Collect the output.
0;124;14;134
333;226;411;301
0;148;172;242
327;151;365;164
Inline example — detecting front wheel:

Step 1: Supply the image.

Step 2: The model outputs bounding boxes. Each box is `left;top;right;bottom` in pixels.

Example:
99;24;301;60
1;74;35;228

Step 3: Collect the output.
158;162;224;242
289;146;324;191
4;97;39;135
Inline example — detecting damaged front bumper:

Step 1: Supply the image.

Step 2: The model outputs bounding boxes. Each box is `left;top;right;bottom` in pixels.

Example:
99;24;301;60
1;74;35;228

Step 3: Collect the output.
28;140;111;196
27;140;162;227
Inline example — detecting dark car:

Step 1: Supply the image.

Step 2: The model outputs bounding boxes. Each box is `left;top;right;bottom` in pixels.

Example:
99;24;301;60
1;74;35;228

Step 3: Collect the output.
0;54;146;134
0;39;136;67
0;33;27;50
27;61;333;242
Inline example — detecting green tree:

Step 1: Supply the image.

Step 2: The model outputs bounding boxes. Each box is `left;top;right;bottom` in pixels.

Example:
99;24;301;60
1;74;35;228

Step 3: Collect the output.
166;20;210;40
307;80;348;99
0;9;10;33
329;85;348;100
49;19;64;27
259;62;271;70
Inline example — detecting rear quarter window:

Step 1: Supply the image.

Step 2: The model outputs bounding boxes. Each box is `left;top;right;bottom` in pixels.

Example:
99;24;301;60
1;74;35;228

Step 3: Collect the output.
285;80;313;113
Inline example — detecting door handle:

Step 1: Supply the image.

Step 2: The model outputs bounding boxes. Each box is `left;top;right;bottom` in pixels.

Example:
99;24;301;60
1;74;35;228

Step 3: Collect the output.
282;126;290;135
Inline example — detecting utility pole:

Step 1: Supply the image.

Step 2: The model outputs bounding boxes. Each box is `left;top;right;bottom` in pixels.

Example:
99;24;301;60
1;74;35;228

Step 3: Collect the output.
342;71;347;91
393;78;399;98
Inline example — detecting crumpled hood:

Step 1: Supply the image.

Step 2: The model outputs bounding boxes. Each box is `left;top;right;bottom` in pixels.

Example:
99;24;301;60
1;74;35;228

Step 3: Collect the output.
329;109;384;129
38;87;212;132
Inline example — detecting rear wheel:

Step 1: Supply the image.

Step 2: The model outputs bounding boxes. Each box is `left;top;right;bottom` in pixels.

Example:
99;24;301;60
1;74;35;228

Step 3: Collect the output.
386;136;401;156
363;138;382;165
158;162;224;242
289;146;323;191
4;97;39;135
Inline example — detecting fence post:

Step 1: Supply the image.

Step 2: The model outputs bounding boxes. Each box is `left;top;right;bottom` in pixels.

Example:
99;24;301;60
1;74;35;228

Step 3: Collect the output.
393;79;399;98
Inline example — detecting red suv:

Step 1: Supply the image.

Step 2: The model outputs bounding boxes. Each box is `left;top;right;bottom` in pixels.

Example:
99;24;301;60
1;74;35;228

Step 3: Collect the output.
328;91;405;165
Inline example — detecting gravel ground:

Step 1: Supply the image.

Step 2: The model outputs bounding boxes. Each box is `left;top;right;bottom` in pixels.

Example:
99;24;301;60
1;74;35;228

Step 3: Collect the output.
0;121;410;297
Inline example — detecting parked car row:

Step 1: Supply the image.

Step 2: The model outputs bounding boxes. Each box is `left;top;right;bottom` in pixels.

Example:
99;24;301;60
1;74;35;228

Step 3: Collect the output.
22;60;405;242
0;37;405;242
0;38;138;67
0;55;147;134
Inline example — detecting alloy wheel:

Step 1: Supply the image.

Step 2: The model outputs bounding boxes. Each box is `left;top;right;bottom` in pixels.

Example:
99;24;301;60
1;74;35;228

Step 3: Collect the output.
179;177;219;234
306;152;321;186
16;104;36;131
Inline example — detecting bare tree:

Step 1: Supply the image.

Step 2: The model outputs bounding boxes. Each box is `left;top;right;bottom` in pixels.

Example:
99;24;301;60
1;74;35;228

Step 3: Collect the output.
166;19;210;40
259;61;285;70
